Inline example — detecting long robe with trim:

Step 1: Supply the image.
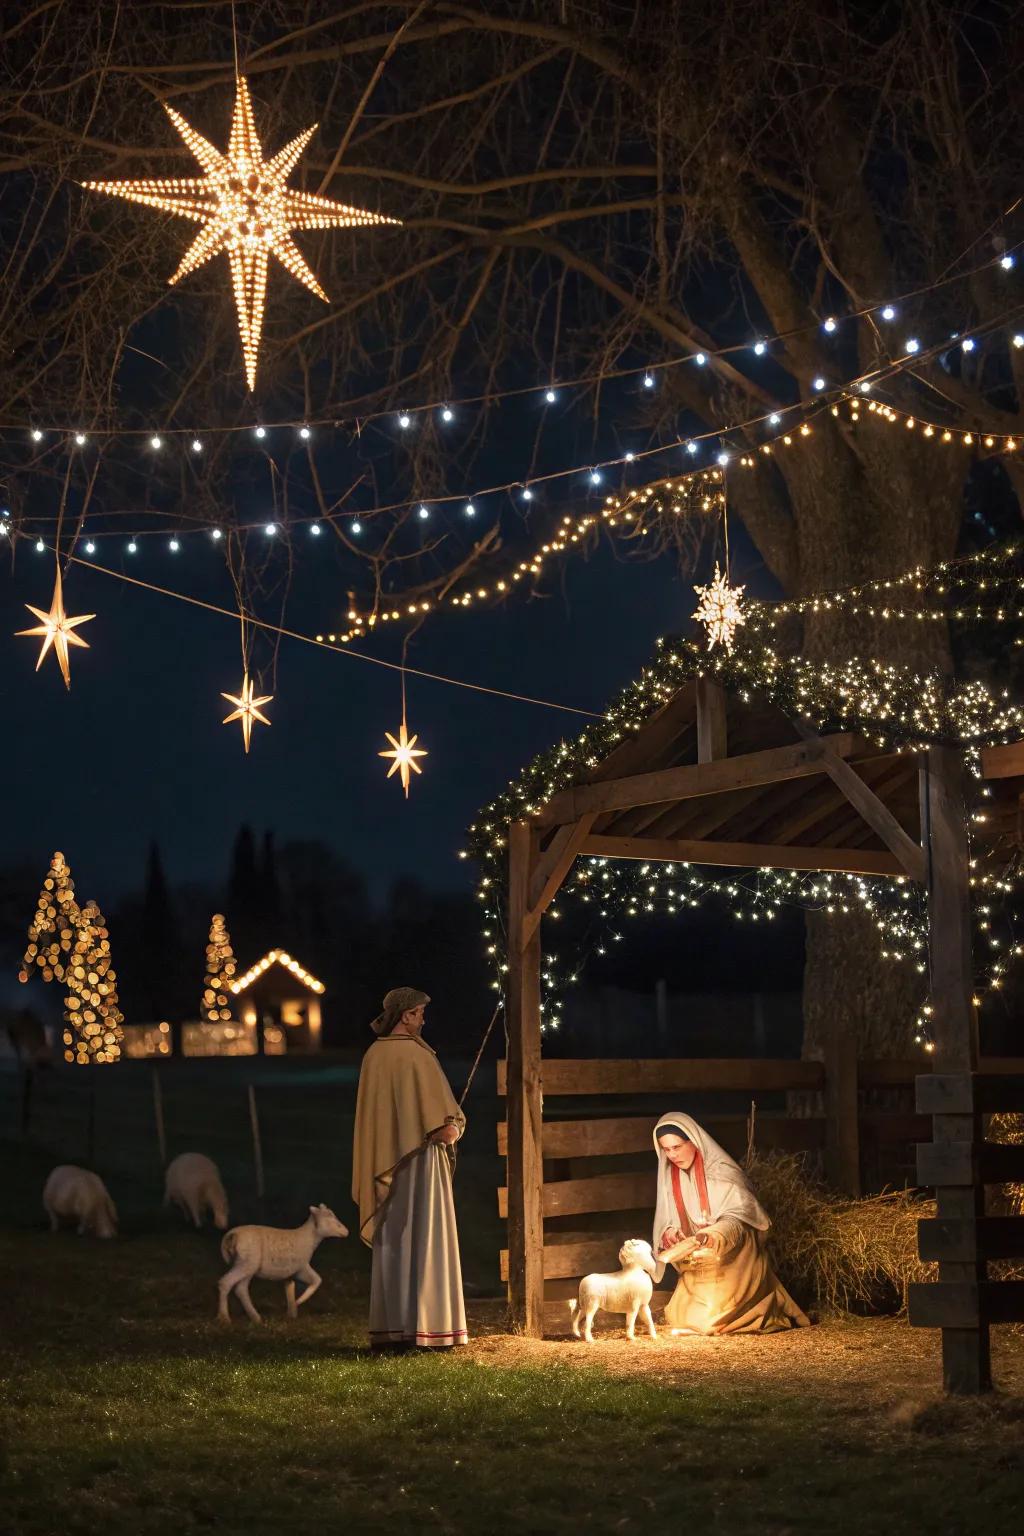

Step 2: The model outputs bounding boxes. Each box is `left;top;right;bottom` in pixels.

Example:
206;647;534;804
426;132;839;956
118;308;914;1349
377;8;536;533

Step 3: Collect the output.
352;1034;468;1347
652;1111;809;1336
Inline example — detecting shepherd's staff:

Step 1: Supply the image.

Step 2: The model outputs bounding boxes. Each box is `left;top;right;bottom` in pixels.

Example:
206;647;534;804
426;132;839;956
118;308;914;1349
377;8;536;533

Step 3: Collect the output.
358;1003;502;1241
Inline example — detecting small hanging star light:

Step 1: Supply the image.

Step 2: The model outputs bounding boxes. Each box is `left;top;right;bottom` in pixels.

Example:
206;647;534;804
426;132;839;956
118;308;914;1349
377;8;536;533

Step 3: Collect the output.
82;77;401;392
16;565;95;688
692;563;746;653
222;672;273;753
379;718;428;797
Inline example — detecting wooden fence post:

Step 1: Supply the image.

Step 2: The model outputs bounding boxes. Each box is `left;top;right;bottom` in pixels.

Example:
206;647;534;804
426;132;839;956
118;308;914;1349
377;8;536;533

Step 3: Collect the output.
506;820;544;1337
85;1078;96;1166
19;1067;33;1140
248;1083;265;1200
917;746;990;1394
824;1022;860;1196
152;1068;167;1169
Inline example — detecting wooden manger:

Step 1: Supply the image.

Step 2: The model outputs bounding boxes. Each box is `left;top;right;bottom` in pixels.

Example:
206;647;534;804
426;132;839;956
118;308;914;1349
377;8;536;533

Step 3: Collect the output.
500;677;1024;1392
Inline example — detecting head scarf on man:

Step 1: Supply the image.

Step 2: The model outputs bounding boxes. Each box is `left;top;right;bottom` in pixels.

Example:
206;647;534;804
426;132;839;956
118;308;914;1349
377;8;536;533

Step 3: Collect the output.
370;987;430;1036
651;1110;770;1263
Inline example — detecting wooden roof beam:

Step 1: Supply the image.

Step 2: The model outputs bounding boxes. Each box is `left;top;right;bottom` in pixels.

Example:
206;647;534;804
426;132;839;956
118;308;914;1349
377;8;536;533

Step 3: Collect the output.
534;733;867;829
794;727;925;883
757;762;916;850
587;682;698;784
696;677;728;763
981;742;1024;781
581;833;904;877
521;814;597;948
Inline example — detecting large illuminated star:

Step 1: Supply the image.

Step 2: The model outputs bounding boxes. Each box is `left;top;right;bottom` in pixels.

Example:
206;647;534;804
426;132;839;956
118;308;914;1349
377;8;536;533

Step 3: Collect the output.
379;719;428;797
16;566;95;689
222;672;273;753
83;77;401;391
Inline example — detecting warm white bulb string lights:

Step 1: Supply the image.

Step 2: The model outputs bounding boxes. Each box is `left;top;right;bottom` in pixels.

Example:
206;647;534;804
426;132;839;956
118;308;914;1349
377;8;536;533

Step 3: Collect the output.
466;621;1024;1048
5;230;1024;445
479;851;1021;1042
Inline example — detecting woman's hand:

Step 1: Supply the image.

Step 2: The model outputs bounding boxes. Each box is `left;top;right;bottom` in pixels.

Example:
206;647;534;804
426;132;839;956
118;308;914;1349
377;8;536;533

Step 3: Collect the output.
430;1123;460;1146
659;1226;683;1252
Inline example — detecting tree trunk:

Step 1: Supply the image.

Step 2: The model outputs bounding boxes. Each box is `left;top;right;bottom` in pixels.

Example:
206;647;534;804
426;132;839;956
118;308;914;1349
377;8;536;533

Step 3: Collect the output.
758;420;965;1061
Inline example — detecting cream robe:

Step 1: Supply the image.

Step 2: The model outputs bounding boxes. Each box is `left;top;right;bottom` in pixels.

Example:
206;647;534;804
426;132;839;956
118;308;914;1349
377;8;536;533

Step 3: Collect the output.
353;1034;467;1347
652;1111;809;1336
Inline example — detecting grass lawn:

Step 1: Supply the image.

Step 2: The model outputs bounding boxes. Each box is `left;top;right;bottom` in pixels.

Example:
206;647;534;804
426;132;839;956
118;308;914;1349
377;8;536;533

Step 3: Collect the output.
2;1195;1024;1531
2;1067;1024;1533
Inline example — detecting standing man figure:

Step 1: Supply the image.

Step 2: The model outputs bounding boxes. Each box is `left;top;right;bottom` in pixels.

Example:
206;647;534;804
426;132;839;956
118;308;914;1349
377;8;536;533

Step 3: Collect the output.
352;987;468;1349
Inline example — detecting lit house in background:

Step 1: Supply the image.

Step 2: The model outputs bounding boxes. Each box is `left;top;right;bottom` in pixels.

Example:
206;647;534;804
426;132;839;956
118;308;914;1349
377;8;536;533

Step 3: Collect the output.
121;950;326;1058
229;949;325;1054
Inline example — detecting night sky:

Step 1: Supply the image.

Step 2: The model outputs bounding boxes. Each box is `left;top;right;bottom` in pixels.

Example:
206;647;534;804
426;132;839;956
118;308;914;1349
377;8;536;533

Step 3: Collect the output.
1;513;725;907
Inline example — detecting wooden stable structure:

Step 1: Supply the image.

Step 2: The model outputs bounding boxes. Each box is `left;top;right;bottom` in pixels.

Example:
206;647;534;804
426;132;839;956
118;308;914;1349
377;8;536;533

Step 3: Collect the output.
502;676;1024;1393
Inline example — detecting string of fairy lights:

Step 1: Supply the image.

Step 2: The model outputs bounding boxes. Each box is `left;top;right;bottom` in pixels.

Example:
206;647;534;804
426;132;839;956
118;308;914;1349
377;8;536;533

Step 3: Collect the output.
3;217;1022;447
7;325;1024;568
323;471;726;645
10;63;1024;1058
465;566;1024;1048
7;384;1024;668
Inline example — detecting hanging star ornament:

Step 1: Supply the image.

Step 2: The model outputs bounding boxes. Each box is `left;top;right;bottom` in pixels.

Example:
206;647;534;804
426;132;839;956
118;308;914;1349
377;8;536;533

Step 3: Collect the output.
83;77;401;392
692;563;746;653
379;719;428;797
222;672;273;753
16;565;95;689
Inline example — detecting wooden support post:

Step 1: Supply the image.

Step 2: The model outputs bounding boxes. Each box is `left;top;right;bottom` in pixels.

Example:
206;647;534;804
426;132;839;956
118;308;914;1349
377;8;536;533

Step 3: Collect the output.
152;1069;167;1169
921;746;990;1394
85;1078;97;1167
247;1084;265;1200
506;820;545;1337
19;1067;33;1140
824;1021;860;1196
695;677;728;763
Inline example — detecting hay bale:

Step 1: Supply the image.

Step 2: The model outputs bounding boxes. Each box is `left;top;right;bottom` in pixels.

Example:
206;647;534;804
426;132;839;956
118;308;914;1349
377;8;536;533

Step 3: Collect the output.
746;1150;936;1316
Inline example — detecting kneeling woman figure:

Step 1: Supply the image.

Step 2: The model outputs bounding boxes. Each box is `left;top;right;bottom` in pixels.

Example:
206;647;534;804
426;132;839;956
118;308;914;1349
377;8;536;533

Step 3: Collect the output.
653;1111;808;1335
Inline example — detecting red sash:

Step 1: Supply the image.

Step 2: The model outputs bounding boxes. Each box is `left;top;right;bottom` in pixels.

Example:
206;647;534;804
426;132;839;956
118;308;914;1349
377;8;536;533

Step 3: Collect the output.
670;1151;711;1234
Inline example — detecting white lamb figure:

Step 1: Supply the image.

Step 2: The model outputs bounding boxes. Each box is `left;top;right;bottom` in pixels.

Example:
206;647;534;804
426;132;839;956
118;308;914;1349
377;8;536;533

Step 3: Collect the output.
569;1238;660;1342
43;1165;117;1239
164;1152;229;1230
217;1203;349;1323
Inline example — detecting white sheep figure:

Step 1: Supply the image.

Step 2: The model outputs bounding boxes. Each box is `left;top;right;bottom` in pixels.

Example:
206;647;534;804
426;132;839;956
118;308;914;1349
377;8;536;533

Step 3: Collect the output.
217;1203;349;1323
569;1239;660;1342
164;1152;229;1231
43;1165;117;1239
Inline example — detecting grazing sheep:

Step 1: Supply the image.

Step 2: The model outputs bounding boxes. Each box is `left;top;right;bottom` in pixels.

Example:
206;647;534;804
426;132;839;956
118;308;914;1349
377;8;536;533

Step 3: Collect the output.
569;1239;660;1342
217;1203;349;1323
164;1152;229;1231
43;1165;117;1239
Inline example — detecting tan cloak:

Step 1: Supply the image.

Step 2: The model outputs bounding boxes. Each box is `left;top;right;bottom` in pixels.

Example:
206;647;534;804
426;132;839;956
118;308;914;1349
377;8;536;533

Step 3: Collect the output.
352;1035;465;1246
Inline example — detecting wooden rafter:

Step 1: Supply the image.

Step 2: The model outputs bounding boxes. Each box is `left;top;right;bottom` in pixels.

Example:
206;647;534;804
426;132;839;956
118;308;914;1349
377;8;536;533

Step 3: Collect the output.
522;814;596;948
534;734;866;828
793;726;925;883
695;677;728;762
581;833;904;877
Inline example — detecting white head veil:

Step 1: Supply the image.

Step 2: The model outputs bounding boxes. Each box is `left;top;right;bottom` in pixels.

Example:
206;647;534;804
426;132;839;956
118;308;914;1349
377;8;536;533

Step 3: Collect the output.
652;1111;770;1261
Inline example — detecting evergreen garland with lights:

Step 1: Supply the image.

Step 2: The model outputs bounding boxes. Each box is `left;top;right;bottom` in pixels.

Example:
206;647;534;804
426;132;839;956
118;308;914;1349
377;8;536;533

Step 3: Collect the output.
467;541;1024;1045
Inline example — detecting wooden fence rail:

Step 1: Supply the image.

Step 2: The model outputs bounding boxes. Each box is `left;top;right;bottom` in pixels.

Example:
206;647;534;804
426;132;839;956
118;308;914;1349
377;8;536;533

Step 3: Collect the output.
497;1054;1024;1303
